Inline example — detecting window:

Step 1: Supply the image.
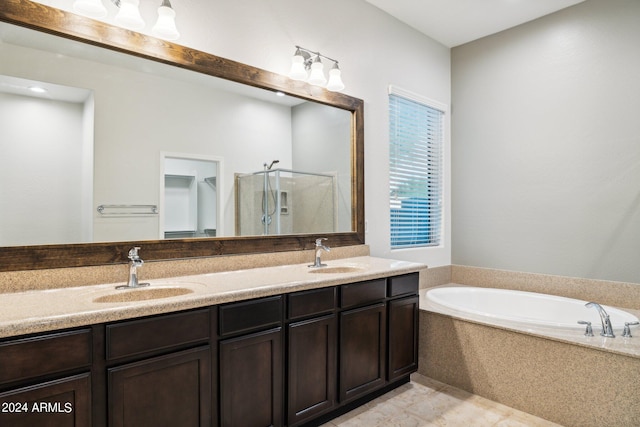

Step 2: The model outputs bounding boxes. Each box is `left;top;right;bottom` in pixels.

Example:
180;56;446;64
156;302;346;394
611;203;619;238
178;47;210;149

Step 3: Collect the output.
389;86;445;248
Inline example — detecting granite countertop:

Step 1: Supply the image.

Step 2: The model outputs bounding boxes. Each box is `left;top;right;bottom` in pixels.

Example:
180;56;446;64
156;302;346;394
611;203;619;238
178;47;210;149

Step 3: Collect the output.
420;283;640;359
0;256;426;339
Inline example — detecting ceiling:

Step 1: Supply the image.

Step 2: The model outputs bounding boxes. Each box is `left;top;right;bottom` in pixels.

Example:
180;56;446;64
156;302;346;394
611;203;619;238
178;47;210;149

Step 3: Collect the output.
365;0;585;47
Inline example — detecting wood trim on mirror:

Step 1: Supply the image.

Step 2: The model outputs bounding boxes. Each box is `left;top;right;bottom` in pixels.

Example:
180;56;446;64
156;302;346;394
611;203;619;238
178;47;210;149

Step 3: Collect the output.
0;0;364;271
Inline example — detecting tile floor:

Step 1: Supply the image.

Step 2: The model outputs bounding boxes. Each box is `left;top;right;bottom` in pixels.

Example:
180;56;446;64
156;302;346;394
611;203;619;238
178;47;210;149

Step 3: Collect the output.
321;374;563;427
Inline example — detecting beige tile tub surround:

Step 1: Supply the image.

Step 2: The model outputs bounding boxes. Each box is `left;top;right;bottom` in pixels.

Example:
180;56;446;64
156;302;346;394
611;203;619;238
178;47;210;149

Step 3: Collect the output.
419;311;640;427
452;265;640;310
420;265;640;426
0;244;370;293
420;265;452;289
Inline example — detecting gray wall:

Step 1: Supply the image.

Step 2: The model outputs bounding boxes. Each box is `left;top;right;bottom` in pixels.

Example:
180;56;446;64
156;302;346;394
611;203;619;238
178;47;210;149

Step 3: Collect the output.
451;0;640;283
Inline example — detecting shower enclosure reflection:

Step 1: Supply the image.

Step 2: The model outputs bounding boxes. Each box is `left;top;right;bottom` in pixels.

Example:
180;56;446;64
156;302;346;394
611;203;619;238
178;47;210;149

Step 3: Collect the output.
235;167;338;236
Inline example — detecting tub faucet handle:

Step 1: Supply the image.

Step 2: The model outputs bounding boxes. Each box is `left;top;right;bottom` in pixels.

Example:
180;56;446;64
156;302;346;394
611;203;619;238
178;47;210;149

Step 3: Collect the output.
577;320;594;337
585;302;615;338
622;321;639;338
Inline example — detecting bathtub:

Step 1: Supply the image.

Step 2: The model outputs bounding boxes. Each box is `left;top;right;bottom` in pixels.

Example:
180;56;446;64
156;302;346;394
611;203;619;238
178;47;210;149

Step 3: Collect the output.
425;286;639;330
420;286;640;427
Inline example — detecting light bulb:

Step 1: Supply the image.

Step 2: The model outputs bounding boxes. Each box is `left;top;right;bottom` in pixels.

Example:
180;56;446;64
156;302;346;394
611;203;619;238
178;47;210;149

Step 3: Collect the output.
307;56;327;86
73;0;107;18
326;64;345;92
289;50;308;80
152;1;180;40
115;0;146;30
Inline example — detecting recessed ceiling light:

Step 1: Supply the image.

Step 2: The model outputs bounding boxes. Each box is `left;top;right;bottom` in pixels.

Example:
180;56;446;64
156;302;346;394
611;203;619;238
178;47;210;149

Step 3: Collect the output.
28;86;48;94
275;91;285;97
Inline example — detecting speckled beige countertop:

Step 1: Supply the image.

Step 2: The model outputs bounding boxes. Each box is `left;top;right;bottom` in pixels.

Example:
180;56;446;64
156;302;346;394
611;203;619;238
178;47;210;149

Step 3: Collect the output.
0;256;426;339
420;284;640;359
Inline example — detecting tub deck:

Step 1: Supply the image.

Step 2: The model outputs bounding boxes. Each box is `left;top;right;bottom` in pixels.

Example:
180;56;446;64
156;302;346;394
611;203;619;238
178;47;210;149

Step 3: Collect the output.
421;284;640;358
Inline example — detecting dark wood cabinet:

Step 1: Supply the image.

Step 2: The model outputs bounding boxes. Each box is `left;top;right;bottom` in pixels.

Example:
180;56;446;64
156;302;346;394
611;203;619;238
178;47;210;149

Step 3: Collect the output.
219;296;283;337
0;373;91;427
104;309;214;427
1;270;420;427
388;295;419;381
0;329;92;387
287;314;337;426
218;296;284;426
105;309;211;362
0;329;93;427
219;328;283;427
108;346;212;427
339;302;387;403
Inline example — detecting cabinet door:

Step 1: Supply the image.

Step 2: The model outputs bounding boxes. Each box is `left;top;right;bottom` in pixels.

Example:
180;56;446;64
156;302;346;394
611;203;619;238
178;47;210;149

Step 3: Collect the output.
388;296;419;381
219;328;283;427
287;315;336;426
108;346;211;427
339;303;386;403
0;373;91;427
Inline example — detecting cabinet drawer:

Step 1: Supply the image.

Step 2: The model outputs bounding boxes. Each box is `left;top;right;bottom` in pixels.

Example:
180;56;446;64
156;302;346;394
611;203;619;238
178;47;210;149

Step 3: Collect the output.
288;287;336;320
106;309;210;361
388;273;419;297
340;279;386;309
0;329;91;385
0;373;91;427
219;295;283;337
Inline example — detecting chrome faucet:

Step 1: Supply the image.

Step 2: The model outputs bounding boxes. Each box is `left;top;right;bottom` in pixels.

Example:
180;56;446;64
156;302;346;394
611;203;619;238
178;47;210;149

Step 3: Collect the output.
116;247;151;289
309;238;330;268
585;302;615;338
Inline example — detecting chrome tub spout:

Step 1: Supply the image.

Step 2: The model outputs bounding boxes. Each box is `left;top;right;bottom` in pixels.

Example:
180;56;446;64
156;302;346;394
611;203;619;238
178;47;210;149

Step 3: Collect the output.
585;302;615;338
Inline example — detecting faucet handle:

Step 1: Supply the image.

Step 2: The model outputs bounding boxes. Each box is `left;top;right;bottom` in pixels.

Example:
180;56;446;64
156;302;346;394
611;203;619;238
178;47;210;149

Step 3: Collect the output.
128;246;142;260
622;321;639;338
315;238;328;246
577;320;594;337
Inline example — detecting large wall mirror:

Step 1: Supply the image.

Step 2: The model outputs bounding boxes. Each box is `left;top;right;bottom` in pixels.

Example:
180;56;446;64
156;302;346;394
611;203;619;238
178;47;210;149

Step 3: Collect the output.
0;0;364;271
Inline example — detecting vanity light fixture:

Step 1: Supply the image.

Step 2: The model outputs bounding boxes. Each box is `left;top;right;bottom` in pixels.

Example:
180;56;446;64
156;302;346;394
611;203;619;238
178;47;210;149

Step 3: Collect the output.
288;46;345;92
72;0;180;41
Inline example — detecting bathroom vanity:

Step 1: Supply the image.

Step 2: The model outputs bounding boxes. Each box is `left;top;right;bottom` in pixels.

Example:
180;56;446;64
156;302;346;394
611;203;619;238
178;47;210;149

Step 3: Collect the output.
0;260;421;427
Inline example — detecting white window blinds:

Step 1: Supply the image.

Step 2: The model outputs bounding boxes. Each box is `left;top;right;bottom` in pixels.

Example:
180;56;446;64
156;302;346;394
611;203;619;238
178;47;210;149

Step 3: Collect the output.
389;86;444;248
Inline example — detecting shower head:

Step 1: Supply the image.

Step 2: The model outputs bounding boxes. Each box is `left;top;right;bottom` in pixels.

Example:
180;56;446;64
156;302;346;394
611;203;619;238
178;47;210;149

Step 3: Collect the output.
264;160;280;170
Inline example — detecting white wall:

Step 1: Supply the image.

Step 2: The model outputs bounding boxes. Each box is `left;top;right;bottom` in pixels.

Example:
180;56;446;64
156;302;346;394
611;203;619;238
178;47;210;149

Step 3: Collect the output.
26;0;453;266
0;92;88;245
451;0;640;283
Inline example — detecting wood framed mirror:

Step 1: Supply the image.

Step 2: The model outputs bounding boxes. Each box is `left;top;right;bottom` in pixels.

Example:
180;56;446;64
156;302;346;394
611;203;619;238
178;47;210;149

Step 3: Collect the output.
0;0;364;271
